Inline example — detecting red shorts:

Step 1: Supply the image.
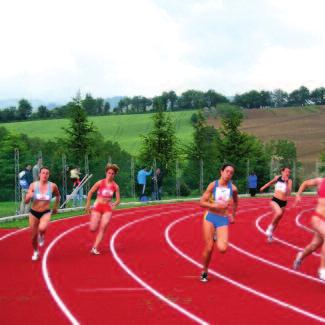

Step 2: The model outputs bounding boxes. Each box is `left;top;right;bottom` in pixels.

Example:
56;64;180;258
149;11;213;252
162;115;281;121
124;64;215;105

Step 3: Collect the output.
92;202;112;214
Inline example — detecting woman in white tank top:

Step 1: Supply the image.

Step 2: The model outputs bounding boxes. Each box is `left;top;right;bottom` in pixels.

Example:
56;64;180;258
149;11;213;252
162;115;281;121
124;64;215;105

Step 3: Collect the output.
25;167;60;261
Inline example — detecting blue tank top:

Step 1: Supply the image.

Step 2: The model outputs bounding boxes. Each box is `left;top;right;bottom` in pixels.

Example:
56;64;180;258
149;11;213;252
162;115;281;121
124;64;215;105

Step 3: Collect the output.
33;181;52;201
212;180;233;202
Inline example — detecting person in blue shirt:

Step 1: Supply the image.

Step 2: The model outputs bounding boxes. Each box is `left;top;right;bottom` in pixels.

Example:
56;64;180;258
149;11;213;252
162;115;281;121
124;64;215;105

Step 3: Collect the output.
248;172;258;197
19;164;33;214
137;167;152;200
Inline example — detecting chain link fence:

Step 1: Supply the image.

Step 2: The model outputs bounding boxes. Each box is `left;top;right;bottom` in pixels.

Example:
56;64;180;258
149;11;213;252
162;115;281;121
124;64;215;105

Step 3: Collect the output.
2;149;325;218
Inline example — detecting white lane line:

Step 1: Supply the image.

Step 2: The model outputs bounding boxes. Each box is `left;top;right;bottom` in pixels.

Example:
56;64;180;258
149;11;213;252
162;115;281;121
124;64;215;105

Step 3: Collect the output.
76;288;146;292
110;211;209;325
256;212;321;257
42;206;198;325
0;227;27;241
0;213;89;241
0;204;194;242
40;210;143;325
0;207;160;241
295;208;315;233
165;215;325;323
42;222;88;325
229;243;324;285
230;206;323;283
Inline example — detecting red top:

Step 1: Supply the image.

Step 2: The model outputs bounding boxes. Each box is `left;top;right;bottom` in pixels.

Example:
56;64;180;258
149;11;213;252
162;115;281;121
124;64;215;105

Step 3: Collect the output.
318;178;325;198
97;179;118;200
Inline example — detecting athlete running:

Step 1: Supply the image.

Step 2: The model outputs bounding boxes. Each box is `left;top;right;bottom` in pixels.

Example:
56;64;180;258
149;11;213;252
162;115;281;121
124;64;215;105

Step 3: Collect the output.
25;167;60;261
293;177;325;280
85;163;120;255
260;167;292;242
199;163;238;282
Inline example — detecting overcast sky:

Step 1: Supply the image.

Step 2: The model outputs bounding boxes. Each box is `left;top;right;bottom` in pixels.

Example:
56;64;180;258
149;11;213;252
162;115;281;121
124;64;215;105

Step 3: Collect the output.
1;0;325;102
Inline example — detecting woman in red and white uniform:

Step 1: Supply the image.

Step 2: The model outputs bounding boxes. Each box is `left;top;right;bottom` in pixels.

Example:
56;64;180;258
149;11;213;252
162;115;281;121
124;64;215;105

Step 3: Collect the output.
293;177;325;280
85;163;120;255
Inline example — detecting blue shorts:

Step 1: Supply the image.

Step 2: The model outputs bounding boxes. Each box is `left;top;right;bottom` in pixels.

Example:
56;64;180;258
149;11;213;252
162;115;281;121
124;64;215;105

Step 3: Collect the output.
204;211;229;228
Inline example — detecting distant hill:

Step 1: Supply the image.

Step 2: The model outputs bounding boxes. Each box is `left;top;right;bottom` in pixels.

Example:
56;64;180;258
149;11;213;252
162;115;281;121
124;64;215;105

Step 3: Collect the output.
0;99;62;110
0;96;125;111
208;105;325;175
2;104;324;176
105;96;125;109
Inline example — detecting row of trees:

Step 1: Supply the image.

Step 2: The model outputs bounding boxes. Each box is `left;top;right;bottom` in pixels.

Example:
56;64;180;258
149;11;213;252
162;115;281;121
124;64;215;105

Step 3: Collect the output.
105;86;325;113
233;86;325;108
2;85;324;123
115;89;229;113
138;102;302;193
2;95;323;201
0;95;130;201
0;94;110;123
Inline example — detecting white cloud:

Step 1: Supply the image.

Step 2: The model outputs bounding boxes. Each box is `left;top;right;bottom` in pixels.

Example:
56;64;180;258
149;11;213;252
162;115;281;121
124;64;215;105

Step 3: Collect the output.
247;45;325;91
1;0;325;101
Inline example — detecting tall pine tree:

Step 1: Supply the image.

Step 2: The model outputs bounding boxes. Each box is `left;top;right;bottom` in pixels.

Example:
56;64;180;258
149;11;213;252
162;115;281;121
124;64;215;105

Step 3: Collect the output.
139;106;178;173
63;93;97;163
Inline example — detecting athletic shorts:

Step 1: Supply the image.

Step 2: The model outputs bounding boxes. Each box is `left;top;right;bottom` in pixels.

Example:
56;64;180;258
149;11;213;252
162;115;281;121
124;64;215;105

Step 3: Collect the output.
30;209;51;219
271;197;287;208
204;211;229;228
92;202;112;214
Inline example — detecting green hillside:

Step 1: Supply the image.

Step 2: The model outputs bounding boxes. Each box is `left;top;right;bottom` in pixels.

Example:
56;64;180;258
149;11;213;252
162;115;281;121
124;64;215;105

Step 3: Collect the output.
2;110;196;155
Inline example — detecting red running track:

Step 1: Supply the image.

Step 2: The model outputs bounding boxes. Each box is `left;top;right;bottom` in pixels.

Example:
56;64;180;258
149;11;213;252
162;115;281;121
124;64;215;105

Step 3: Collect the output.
0;198;324;324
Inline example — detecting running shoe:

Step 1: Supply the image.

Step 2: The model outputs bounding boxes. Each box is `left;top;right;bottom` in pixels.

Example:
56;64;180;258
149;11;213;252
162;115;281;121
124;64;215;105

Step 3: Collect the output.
38;233;45;247
200;272;208;282
319;268;325;281
91;247;100;255
31;250;39;261
266;226;273;242
293;252;303;270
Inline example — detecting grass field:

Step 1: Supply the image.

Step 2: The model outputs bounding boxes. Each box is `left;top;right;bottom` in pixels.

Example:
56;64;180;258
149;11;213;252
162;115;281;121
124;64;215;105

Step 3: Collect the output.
2;105;324;173
1;110;196;155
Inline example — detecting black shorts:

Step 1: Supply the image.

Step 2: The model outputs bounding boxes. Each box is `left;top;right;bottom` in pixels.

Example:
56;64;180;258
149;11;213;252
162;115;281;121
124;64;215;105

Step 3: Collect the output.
271;197;287;208
30;209;51;219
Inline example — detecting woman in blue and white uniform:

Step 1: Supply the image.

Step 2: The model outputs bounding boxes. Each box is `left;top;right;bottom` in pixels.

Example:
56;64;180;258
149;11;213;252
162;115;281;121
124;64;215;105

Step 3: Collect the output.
25;167;60;261
199;163;238;282
260;167;292;242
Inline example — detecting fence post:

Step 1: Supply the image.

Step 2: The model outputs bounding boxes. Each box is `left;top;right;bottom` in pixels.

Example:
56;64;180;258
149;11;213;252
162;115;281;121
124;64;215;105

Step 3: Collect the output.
14;148;20;215
246;159;250;194
84;154;90;195
152;158;158;200
292;160;296;192
62;154;67;208
199;159;204;194
176;159;180;199
130;157;135;199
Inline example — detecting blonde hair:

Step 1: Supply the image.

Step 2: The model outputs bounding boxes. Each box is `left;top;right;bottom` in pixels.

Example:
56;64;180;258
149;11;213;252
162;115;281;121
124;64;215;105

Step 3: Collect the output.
106;163;119;174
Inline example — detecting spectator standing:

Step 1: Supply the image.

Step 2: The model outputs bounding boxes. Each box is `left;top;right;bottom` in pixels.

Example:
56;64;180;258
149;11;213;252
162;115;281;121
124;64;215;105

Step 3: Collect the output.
151;168;164;200
19;164;33;213
137;167;152;200
32;157;43;181
70;167;83;207
248;172;258;197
